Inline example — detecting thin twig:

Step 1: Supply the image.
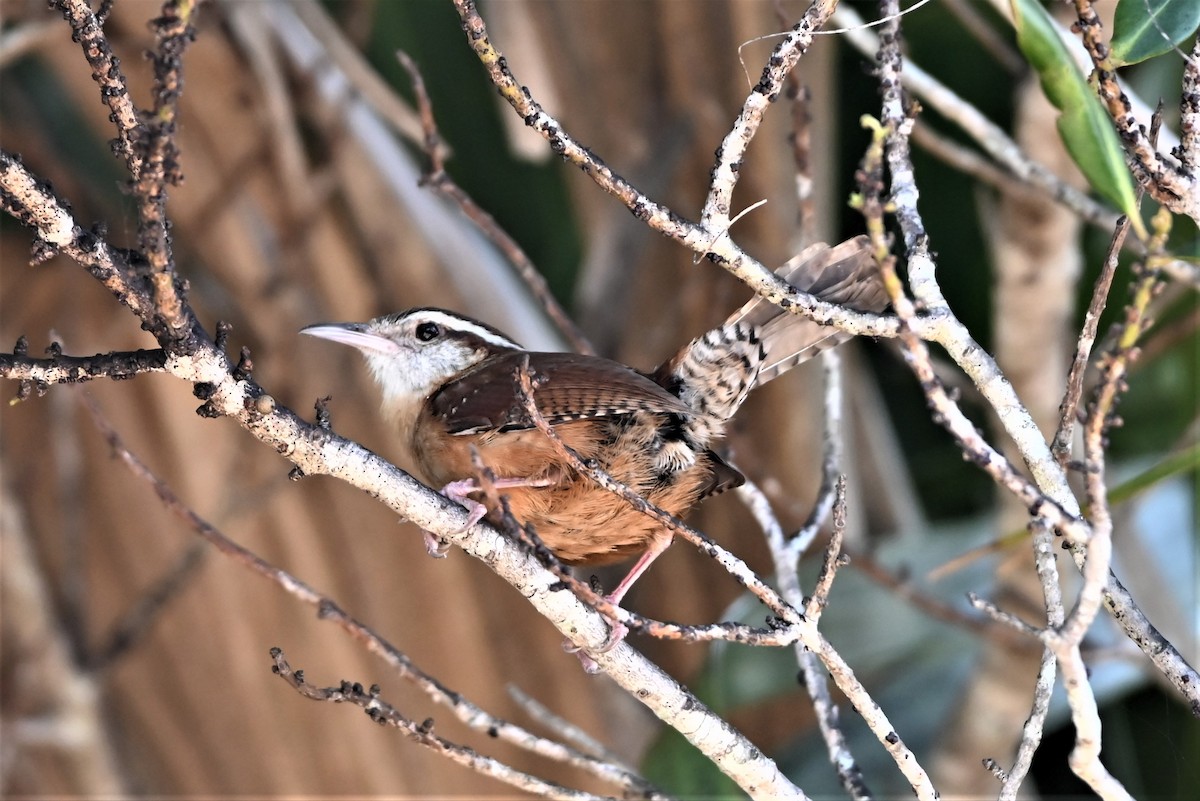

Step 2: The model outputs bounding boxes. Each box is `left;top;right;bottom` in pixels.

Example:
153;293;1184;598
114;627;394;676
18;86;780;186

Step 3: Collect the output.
942;0;1025;74
0;174;801;798
396;50;595;356
846;548;1033;650
701;0;838;237
511;358;801;629
2;348;169;391
737;478;873;801
0;152;156;322
789;349;843;558
858;115;1089;544
134;0;207;338
86;541;207;671
805;478;847;623
449;0;899;344
49;0;142;177
506;685;637;771
909;122;1126;236
1072;237;1167;647
772;0;818;243
999;516;1065;798
1052;217;1131;465
998;648;1057;799
79;396;664;797
966;593;1044;639
833;3;1122;232
1071;0;1199;222
269;650;617;801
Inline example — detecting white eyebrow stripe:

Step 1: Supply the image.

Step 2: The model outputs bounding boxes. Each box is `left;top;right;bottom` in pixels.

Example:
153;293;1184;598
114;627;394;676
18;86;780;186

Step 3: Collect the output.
407;310;522;350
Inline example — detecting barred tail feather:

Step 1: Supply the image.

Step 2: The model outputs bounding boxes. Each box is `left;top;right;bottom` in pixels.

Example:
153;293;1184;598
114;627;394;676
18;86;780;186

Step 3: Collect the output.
726;235;887;386
654;237;886;445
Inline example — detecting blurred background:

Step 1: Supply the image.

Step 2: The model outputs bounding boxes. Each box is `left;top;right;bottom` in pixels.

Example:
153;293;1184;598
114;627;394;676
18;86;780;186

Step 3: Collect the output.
1;0;1195;797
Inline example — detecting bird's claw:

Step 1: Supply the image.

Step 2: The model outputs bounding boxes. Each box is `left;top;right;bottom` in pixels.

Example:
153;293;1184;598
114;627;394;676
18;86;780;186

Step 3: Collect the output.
598;620;629;653
563;612;629;673
439;479;490;533
422;530;451;558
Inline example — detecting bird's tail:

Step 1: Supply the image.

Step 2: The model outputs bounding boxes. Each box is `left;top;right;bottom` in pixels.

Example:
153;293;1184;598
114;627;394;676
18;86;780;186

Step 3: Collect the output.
655;236;887;438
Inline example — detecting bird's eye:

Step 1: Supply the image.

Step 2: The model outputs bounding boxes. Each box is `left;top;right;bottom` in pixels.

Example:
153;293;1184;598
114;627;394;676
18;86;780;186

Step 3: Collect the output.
415;321;441;342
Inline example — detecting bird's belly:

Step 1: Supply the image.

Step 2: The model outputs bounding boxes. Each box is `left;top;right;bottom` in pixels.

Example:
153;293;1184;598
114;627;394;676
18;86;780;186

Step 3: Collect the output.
414;418;713;566
497;473;707;566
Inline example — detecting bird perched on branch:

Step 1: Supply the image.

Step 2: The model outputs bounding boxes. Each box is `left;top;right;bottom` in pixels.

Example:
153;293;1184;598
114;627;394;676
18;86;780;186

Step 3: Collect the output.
303;237;886;632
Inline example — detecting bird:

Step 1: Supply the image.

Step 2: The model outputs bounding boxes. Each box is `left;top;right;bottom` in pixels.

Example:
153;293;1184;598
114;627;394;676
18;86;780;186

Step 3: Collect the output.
302;236;886;627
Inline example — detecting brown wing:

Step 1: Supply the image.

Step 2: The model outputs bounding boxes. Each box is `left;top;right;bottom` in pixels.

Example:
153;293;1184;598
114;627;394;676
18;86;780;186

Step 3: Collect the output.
430;351;692;435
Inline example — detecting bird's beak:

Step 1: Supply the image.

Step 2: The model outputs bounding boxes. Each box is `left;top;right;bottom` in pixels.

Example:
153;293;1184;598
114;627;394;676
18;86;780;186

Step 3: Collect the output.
300;323;399;355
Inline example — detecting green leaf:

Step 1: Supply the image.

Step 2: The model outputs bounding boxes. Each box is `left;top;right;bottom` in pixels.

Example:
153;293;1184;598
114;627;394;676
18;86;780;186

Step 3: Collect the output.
1010;0;1146;239
1111;0;1200;67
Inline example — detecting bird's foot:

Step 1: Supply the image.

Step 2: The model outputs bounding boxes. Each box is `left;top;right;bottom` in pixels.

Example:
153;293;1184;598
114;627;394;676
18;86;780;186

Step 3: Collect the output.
415;479;488;559
563;605;629;674
439;479;491;532
421;530;451;558
439;475;556;531
425;474;556;558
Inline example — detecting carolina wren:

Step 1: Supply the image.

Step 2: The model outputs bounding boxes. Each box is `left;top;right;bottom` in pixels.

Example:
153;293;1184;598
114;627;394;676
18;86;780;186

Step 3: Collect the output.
302;237;885;610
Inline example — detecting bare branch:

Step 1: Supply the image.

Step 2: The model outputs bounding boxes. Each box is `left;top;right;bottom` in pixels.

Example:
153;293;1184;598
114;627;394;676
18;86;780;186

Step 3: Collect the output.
790;349;843;558
737;478;872;801
1070;0;1200;222
0;151;159;329
2;147;805;798
1;347;169;391
998;649;1057;800
1052;217;1132;464
48;0;142;177
700;0;837;235
858;118;1088;545
847;548;1032;649
518;351;933;794
396;50;594;356
6;1;1195;796
942;0;1025;74
81;396;665;797
506;686;639;772
805;478;847;623
86;541;206;671
833;4;1121;231
269;650;616;801
771;0;819;242
449;0;899;343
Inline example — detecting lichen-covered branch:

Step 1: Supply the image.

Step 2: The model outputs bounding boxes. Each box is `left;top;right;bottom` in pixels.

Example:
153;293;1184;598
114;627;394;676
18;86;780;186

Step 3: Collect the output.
449;0;899;343
1070;0;1200;222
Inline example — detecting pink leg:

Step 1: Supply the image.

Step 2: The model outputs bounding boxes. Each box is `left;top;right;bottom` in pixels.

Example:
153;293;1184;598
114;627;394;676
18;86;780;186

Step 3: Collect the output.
606;534;673;606
570;535;674;671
